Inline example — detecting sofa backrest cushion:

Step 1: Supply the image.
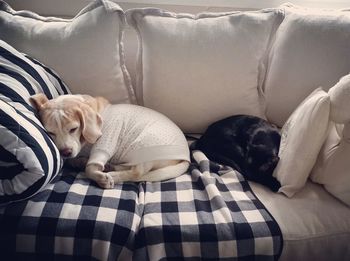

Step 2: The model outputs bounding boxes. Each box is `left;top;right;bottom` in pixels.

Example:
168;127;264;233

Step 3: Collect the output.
311;122;350;207
265;4;350;127
0;0;136;104
127;8;283;133
0;40;69;205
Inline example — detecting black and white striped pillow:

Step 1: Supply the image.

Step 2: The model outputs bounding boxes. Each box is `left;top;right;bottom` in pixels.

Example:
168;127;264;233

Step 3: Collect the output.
0;40;70;205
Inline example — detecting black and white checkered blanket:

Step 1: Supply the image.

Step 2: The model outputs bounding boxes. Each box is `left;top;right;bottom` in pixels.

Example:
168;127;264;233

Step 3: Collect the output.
0;150;283;260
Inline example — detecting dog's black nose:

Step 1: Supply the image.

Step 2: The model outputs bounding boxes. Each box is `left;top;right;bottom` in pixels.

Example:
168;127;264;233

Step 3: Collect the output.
60;148;73;158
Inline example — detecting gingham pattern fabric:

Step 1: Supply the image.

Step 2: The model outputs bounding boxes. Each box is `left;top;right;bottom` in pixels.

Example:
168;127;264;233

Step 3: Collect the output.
0;150;283;260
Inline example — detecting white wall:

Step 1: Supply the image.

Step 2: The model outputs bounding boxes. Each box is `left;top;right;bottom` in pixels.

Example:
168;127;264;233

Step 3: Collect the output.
5;0;350;18
4;0;254;18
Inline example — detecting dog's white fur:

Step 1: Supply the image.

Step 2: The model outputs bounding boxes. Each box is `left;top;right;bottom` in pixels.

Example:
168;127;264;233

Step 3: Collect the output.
30;94;189;188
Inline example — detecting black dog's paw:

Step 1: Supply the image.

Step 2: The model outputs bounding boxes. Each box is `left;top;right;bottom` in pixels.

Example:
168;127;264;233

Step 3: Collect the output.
64;157;88;172
269;178;281;192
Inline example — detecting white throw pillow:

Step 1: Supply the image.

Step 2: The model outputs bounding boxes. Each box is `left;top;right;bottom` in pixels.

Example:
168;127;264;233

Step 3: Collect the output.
0;0;136;104
265;3;350;127
311;122;350;206
127;8;283;133
273;88;330;197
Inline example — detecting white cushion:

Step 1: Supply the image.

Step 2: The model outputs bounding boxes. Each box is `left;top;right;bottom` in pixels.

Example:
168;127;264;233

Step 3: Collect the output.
0;0;136;104
273;88;330;197
127;8;283;133
265;3;350;127
250;180;350;260
311;122;350;206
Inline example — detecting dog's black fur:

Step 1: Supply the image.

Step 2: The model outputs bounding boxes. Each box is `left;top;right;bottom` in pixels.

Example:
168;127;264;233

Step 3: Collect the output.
195;115;281;192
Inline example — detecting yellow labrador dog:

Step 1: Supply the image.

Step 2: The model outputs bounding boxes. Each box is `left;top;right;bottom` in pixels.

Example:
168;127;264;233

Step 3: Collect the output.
30;94;190;188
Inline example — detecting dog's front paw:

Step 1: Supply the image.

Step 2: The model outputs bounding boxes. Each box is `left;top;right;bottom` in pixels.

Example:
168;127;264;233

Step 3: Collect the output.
97;173;115;189
86;164;115;189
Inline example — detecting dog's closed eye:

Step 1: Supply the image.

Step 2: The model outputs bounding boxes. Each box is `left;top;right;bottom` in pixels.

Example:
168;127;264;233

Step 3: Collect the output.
70;127;78;134
47;131;55;137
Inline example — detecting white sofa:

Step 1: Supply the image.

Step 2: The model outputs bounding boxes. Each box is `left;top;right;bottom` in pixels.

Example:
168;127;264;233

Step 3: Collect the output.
0;1;349;260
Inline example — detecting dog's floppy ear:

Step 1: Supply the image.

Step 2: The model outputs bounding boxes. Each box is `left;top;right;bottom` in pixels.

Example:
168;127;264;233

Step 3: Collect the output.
79;94;109;113
30;93;49;111
77;103;103;144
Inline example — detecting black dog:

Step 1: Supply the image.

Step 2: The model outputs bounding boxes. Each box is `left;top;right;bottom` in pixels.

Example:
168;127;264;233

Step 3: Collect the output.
195;115;281;192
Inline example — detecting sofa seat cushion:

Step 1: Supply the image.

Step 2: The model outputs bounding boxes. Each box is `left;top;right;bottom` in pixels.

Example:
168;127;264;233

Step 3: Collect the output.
127;8;283;133
250;180;350;260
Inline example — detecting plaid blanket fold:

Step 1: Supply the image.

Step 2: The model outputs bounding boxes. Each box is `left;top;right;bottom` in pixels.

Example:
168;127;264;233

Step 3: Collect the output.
133;150;283;260
0;150;282;261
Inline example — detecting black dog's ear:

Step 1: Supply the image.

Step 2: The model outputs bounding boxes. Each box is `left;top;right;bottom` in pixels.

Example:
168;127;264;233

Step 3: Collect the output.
271;155;280;166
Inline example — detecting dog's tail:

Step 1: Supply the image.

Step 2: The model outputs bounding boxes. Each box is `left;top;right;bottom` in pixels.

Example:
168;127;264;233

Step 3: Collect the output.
136;161;190;182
